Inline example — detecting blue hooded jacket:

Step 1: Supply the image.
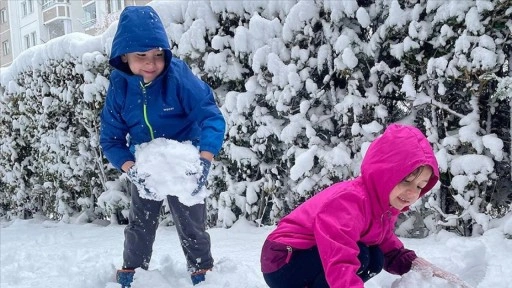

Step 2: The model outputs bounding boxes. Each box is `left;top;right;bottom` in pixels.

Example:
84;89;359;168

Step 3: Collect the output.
100;6;226;170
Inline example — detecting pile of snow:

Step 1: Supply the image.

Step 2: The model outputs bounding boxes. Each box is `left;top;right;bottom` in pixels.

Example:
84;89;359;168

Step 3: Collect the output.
133;138;206;206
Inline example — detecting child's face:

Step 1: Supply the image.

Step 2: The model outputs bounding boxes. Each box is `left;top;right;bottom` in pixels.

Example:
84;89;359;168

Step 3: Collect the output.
389;166;433;210
122;49;165;83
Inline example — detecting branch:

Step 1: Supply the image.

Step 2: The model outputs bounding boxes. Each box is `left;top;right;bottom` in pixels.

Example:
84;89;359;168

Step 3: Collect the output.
419;96;466;119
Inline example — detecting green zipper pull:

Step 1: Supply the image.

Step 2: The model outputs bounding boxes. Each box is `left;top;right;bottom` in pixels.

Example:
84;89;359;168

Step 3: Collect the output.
140;82;155;140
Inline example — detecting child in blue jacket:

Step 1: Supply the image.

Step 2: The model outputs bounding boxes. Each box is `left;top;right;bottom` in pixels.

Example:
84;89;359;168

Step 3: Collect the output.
99;6;225;287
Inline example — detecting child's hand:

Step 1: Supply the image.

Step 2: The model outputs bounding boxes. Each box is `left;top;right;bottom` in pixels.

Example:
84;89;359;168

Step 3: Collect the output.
191;158;211;196
412;257;473;288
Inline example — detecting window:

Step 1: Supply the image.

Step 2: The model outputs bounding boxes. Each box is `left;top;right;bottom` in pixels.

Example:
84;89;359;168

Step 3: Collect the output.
42;0;52;10
31;32;37;47
24;35;30;49
21;0;35;16
0;8;7;23
21;0;34;16
28;0;34;14
2;40;9;56
82;2;97;29
110;0;123;13
83;2;96;21
23;32;36;49
21;1;28;16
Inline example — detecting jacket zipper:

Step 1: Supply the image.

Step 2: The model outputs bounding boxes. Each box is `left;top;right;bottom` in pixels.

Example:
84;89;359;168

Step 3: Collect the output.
140;82;155;140
285;246;293;263
379;210;393;243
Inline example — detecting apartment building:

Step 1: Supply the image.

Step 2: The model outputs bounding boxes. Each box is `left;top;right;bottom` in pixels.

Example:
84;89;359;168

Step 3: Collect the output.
1;0;13;67
81;0;151;35
1;0;151;68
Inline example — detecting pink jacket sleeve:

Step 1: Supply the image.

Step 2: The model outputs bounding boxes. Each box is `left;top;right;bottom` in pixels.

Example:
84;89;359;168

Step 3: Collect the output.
313;193;367;288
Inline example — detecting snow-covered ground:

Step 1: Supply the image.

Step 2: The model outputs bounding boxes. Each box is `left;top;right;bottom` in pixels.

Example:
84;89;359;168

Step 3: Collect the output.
1;215;511;288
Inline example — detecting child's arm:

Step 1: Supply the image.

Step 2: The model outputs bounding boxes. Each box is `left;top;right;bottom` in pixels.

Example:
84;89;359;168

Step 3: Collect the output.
172;59;226;156
380;225;418;275
412;257;472;288
314;193;367;288
199;151;213;162
100;81;134;171
383;246;418;275
121;161;135;172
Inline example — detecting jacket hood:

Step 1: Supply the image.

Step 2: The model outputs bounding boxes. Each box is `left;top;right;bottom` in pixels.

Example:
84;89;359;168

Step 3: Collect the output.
109;6;172;74
361;124;439;214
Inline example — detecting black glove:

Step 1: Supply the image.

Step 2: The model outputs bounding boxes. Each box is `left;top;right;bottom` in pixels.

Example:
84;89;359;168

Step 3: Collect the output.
192;158;211;196
127;167;150;193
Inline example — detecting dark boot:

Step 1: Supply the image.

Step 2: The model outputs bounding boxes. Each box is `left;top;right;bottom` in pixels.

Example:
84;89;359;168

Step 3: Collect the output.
116;269;135;288
191;268;210;285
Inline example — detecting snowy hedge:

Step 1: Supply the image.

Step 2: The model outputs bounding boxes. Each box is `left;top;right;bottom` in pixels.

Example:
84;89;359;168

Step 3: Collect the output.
1;0;511;237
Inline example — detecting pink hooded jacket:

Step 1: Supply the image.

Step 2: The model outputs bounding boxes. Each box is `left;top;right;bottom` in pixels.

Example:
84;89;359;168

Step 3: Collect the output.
261;124;439;287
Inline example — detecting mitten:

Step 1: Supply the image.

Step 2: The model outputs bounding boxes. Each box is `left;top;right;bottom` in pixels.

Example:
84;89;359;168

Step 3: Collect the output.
412;257;472;288
191;158;211;196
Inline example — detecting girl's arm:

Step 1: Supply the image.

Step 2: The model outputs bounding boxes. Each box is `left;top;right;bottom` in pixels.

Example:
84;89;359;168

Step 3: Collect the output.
383;246;418;275
412;257;472;288
380;224;418;275
314;192;367;288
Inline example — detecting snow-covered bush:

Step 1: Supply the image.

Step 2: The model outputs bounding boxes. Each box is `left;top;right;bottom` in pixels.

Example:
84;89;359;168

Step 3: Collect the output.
1;0;511;236
0;35;117;222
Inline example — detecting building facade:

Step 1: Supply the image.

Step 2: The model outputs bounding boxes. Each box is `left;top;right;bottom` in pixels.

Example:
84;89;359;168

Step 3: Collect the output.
1;0;13;67
81;0;151;36
1;1;12;66
1;0;151;68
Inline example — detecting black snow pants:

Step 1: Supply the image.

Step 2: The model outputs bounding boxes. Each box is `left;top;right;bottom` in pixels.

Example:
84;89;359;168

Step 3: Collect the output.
122;183;213;272
263;242;383;287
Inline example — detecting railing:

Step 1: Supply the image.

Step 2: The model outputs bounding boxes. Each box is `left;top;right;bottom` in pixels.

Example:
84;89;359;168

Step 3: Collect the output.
81;18;97;29
42;0;70;11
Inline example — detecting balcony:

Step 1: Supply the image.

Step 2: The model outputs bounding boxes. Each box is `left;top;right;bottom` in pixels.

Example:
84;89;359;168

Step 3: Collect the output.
42;0;69;10
81;0;95;7
81;1;96;30
81;18;97;29
42;0;71;25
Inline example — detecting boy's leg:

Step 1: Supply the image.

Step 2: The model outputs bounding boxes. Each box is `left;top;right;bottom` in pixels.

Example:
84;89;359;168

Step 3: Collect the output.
123;183;163;270
263;246;328;288
167;195;214;271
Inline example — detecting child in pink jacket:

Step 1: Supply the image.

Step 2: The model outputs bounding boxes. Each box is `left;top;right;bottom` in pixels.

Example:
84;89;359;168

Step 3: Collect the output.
261;124;469;288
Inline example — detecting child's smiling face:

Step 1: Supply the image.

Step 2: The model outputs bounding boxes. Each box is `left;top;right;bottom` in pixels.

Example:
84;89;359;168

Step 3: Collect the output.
389;166;433;211
122;48;165;83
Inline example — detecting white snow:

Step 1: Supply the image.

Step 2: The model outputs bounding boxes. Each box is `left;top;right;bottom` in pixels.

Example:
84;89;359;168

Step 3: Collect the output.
134;139;207;206
342;47;358;69
1;1;512;287
2;215;512;288
3;139;512;287
290;145;317;181
356;7;371;28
